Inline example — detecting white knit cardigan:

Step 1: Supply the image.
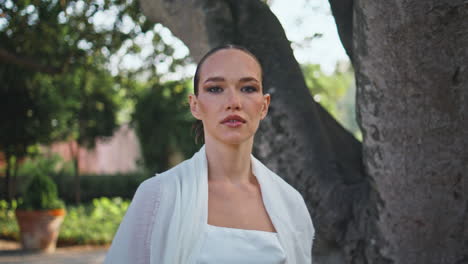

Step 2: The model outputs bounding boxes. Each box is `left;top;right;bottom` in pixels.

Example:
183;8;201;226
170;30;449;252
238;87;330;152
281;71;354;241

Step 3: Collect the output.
105;146;314;264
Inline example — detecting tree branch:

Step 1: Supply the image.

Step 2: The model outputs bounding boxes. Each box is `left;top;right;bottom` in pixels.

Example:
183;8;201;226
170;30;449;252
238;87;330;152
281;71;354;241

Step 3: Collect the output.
328;0;354;62
0;47;63;74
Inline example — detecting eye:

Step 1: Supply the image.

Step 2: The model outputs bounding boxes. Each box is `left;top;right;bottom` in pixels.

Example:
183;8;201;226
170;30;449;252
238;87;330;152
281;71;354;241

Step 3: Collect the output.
241;86;258;93
206;86;223;93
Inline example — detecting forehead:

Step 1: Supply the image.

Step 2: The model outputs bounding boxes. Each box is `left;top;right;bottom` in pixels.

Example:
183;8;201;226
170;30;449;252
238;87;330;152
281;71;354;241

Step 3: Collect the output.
198;49;262;81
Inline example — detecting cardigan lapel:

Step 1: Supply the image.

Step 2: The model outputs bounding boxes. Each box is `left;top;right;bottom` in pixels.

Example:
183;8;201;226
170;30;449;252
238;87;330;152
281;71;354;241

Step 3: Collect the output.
160;146;297;264
252;156;296;264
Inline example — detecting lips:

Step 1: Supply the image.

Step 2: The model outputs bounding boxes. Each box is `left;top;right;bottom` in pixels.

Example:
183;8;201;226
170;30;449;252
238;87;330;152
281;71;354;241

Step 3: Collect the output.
221;115;245;124
221;115;246;127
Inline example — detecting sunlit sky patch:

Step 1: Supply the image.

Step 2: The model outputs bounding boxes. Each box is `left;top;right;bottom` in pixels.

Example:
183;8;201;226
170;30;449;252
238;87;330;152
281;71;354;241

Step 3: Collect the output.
0;0;348;76
270;0;348;73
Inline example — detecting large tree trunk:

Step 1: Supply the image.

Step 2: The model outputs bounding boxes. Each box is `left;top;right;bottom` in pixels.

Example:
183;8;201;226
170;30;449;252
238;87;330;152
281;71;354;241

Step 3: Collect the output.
331;0;468;262
350;1;468;263
140;0;367;262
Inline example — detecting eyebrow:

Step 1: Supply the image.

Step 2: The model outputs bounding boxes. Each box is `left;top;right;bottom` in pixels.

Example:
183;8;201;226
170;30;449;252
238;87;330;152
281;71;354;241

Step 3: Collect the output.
203;76;260;84
204;77;225;84
239;77;259;83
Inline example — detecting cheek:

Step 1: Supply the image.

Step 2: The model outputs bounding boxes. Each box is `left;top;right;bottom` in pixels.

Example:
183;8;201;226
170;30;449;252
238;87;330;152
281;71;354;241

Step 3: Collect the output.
250;98;265;115
197;97;219;122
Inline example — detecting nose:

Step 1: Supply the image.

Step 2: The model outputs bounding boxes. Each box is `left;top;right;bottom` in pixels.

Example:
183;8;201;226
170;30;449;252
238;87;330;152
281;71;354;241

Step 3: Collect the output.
226;89;242;110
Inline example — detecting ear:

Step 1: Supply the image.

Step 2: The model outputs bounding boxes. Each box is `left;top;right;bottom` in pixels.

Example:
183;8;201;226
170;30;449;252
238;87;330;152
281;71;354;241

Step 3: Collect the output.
189;94;202;120
260;93;271;120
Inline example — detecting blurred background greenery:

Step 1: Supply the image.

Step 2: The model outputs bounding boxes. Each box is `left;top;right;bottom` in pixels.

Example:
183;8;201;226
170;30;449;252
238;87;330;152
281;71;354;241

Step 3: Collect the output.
0;0;359;246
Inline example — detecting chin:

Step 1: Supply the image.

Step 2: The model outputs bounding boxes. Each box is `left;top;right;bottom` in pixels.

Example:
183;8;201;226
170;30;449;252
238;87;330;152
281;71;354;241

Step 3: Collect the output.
209;132;254;146
222;135;251;145
223;138;250;146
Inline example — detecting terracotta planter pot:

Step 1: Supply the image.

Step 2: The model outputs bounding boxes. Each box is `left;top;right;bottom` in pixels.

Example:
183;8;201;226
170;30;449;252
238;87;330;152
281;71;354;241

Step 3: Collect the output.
15;209;66;253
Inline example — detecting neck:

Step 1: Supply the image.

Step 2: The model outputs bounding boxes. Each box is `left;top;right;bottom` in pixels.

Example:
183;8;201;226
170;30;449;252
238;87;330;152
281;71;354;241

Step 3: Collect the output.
204;137;254;184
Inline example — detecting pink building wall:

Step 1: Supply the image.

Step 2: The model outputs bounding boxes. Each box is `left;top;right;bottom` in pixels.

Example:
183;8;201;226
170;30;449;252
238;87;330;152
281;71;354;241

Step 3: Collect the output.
46;124;141;174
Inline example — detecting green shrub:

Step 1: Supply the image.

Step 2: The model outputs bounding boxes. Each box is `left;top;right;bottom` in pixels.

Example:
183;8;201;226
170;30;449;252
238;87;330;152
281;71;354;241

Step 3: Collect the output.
18;173;65;210
11;149;150;204
0;197;130;245
13;154;68;208
0;200;19;240
15;154;70;193
50;171;148;204
59;197;129;245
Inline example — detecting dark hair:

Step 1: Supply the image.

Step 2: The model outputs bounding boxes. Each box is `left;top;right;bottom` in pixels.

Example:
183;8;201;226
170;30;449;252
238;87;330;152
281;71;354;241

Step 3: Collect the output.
192;44;263;144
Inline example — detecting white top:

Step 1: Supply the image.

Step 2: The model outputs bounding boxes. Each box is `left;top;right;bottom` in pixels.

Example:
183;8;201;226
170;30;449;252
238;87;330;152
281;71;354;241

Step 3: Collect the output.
195;224;287;264
105;146;314;264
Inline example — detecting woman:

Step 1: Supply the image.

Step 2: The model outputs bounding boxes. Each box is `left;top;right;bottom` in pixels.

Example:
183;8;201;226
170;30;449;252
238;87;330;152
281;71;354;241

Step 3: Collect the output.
105;45;314;264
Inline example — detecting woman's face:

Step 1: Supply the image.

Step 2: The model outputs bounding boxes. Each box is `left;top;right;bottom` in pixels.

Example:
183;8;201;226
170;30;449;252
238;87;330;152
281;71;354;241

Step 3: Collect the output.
189;49;270;146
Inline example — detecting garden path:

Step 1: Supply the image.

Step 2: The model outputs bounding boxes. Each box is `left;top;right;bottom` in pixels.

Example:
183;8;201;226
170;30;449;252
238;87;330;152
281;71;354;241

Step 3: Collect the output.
0;240;107;264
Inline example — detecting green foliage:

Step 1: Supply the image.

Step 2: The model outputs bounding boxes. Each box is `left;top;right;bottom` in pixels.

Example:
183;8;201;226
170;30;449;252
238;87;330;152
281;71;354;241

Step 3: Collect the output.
0;0;135;192
59;197;129;245
51;172;148;204
14;153;65;210
14;154;71;198
17;154;64;176
0;64;67;158
0;0;192;201
13;159;147;204
0;199;19;240
0;0;187;163
133;80;199;173
301;63;362;140
0;0;154;70
48;65;121;148
18;173;65;210
0;197;130;245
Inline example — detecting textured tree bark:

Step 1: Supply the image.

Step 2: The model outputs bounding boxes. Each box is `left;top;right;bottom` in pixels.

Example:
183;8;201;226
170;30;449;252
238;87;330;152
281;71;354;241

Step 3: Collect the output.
139;0;367;263
350;0;468;263
331;0;468;262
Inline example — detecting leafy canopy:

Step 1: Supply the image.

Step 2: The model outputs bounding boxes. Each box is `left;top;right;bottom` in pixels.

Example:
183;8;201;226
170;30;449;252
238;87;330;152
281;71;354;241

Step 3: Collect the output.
133;80;199;173
0;0;186;157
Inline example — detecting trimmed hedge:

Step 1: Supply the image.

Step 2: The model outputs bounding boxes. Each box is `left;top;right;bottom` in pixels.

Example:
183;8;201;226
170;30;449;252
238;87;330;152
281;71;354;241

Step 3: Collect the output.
1;155;152;203
50;171;150;204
